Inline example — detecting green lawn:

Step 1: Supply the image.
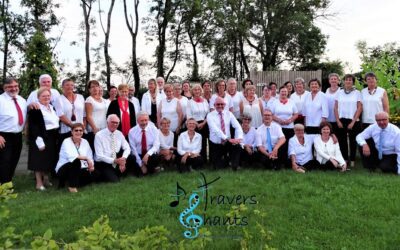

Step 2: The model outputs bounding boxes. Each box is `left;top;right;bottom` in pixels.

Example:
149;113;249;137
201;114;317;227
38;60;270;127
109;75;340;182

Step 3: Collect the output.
3;167;400;249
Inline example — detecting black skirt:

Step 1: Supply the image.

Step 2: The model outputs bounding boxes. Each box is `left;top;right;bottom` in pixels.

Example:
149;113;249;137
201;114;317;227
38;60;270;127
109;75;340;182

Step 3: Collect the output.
28;129;59;172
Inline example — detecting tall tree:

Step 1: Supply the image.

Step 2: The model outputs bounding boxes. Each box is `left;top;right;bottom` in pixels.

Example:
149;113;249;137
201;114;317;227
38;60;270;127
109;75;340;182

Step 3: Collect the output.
122;0;140;94
246;0;328;70
20;0;59;32
0;0;28;82
98;0;115;90
80;0;95;88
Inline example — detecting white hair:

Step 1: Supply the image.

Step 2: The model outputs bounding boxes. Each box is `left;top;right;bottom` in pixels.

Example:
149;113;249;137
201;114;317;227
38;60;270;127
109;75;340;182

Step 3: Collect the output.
107;114;120;123
39;74;52;83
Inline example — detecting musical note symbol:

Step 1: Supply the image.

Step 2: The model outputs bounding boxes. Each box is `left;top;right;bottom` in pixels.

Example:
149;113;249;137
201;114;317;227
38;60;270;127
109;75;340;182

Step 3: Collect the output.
179;193;203;239
169;182;186;207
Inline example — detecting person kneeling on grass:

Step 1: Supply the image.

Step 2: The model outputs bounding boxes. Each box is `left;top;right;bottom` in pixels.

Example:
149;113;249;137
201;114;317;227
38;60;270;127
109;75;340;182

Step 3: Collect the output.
314;121;347;172
56;123;95;192
128;111;161;176
94;114;132;183
240;114;257;168
356;111;400;174
177;118;203;172
288;123;320;173
158;117;176;170
256;109;286;170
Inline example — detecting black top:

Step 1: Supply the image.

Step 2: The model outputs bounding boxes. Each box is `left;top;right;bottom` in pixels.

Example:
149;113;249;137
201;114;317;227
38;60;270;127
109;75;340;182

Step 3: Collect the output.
106;99;136;132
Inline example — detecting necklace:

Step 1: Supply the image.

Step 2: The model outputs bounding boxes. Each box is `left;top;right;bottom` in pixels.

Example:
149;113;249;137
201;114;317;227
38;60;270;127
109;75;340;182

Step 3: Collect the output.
368;88;377;95
344;87;355;94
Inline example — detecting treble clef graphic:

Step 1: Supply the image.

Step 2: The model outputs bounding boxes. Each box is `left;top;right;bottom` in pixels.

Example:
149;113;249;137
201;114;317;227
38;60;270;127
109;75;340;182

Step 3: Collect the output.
179;192;203;239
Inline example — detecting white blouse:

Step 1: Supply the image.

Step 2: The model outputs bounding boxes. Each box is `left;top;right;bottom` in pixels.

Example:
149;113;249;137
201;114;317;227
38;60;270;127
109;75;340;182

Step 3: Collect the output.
259;97;275;112
159;98;180;131
209;94;233;112
56;137;93;173
242;127;257;148
290;91;309;115
270;99;298;129
177;131;202;156
159;129;174;150
228;91;243;119
186;99;209;121
85;96;108;132
55;94;86;133
361;87;385;124
288;134;317;165
303;91;328;127
325;88;340;122
141;91;162;116
336;89;361;120
40;103;59;130
242;98;263;128
313;136;346;166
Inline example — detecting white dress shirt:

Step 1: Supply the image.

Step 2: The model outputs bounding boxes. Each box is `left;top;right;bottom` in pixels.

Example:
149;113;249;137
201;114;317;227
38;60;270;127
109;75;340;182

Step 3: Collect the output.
207;110;243;144
130;96;141;118
314;136;346;166
288;134;317;165
256;122;284;150
325;88;340;122
303;91;328;127
336;89;361;120
141;91;162;116
55;94;86;133
177;131;202;156
128;123;160;166
85;96;108;132
94;128;131;164
159;129;174;150
209;94;234;112
186;99;209;121
270;99;298;128
0;92;27;133
242;127;257;149
356;123;400;173
56;137;93;173
361;87;385;124
290;91;309;115
27;88;60;106
40;103;59;130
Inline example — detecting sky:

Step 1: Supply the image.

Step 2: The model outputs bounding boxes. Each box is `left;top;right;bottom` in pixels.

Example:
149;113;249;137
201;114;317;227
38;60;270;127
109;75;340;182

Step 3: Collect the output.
6;0;400;85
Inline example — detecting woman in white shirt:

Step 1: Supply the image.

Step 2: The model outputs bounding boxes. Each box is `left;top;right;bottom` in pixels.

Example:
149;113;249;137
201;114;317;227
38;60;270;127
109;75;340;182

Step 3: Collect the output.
303;78;328;134
177;118;203;172
314;121;347;171
288;124;320;173
182;80;192;100
157;84;183;133
56;123;95;193
334;74;362;167
227;78;243;119
158;117;176;168
28;88;60;190
85;80;108;149
361;72;390;129
141;79;162;125
209;79;234;112
290;77;309;124
259;85;275;111
186;84;209;161
54;78;86;143
240;85;263;128
325;73;341;133
240;114;257;167
173;83;189;128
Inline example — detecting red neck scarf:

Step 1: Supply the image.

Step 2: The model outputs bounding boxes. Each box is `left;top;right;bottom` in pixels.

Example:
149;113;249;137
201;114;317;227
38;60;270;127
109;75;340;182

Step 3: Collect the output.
194;97;203;103
118;97;130;136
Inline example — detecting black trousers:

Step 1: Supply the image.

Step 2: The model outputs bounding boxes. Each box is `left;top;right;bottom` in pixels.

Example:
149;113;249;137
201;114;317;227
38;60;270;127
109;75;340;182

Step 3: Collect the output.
134;154;161;175
257;152;278;170
240;148;255;167
305;126;320;134
57;159;95;188
0;132;22;184
297;160;320;171
320;160;340;171
84;132;95;153
94;152;139;182
281;128;294;168
195;121;209;162
177;155;203;172
337;119;361;161
359;139;398;173
209;141;241;170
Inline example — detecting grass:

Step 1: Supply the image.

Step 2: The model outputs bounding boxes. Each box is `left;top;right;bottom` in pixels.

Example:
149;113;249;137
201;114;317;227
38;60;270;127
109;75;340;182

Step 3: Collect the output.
2;166;400;249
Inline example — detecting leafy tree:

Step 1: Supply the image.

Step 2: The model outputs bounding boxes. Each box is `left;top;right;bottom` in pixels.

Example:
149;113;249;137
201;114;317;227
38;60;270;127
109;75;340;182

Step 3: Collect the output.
20;0;59;33
19;29;58;97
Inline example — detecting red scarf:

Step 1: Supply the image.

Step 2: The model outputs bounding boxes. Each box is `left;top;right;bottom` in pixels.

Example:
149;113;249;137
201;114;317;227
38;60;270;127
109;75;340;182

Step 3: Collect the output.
194;97;203;103
118;97;130;136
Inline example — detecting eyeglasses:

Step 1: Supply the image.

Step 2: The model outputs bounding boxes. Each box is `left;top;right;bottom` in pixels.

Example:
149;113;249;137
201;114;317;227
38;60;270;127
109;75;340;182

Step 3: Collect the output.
73;129;83;132
110;121;119;125
215;103;225;106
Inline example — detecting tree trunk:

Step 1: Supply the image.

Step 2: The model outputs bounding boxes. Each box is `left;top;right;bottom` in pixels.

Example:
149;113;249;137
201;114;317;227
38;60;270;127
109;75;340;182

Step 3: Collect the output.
166;20;182;82
102;0;115;90
81;0;92;88
156;0;172;78
1;0;9;82
239;37;250;78
232;37;238;78
189;32;199;81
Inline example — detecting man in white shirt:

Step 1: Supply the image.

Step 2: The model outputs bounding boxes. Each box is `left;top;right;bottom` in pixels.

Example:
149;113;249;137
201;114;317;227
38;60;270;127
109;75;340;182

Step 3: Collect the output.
156;76;166;98
128;111;161;175
27;74;60;108
0;78;27;184
256;109;286;169
356;112;400;174
207;97;243;170
94;114;131;182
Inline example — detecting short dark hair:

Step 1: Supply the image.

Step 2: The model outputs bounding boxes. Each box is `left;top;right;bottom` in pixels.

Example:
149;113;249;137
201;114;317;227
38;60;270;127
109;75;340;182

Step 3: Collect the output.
308;78;321;87
242;79;253;89
88;80;100;89
268;82;277;87
71;123;84;131
278;85;287;91
215;79;226;92
319;121;332;134
62;78;73;86
364;72;376;81
4;77;17;85
109;85;117;90
343;74;355;83
201;80;211;87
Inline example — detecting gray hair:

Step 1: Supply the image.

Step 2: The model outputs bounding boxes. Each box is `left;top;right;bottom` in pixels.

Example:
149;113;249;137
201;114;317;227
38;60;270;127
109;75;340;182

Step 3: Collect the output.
294;77;305;84
294;123;305;130
375;111;389;120
241;113;252;121
136;111;149;119
4;77;17;85
39;74;52;84
156;76;165;83
328;73;340;80
107;114;120;123
227;78;237;85
186;117;198;126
